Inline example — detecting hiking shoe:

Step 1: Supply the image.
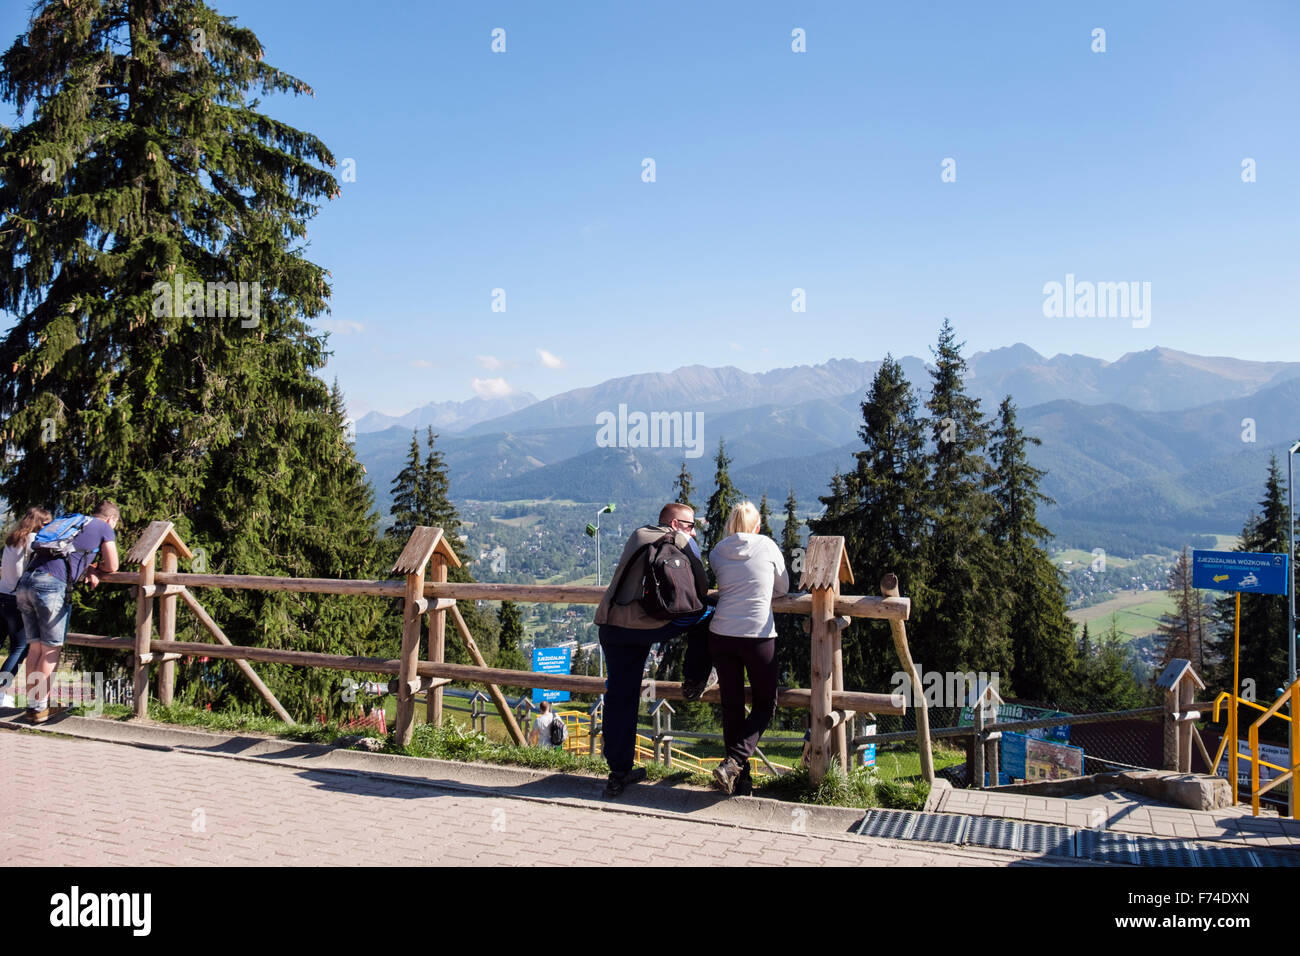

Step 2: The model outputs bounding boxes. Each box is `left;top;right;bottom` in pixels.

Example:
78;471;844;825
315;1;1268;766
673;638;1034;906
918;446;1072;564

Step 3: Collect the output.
734;765;754;797
604;765;647;798
682;670;718;702
713;757;743;795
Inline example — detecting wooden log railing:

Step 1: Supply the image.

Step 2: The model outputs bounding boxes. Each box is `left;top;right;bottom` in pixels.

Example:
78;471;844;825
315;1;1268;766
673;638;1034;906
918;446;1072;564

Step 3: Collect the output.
76;526;922;785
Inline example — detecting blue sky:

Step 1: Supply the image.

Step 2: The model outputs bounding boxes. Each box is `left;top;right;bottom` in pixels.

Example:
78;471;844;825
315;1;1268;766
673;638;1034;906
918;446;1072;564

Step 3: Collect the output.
3;1;1298;417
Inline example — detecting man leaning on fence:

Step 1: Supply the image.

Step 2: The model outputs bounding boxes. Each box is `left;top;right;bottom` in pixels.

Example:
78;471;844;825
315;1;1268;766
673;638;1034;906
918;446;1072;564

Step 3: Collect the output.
19;501;120;724
594;502;715;797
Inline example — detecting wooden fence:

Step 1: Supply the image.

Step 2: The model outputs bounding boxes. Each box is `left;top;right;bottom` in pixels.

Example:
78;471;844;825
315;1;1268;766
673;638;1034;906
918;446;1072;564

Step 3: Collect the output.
71;521;926;784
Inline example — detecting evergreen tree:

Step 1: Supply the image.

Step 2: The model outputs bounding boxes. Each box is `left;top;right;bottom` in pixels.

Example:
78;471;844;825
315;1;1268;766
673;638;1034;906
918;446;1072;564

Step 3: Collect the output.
493;600;528;696
758;494;774;537
916;321;1009;681
988;396;1077;701
1156;548;1209;674
774;487;808;695
0;1;386;718
1079;622;1091;660
383;428;497;672
780;489;802;573
810;356;931;694
1207;456;1294;698
1076;616;1149;711
671;461;697;512
388;432;426;542
703;439;741;559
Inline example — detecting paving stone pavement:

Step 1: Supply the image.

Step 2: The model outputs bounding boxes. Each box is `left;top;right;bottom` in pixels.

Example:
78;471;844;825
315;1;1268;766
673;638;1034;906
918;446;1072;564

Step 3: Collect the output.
937;782;1300;848
0;730;1047;866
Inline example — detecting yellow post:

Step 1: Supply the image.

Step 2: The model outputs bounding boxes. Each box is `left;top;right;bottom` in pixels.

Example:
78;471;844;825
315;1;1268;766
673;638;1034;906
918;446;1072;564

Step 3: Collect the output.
1292;680;1299;820
1231;592;1240;804
1250;714;1260;816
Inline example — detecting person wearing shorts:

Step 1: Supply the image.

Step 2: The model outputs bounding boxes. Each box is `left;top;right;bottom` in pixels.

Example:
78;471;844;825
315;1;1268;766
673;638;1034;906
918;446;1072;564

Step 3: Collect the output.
18;500;120;724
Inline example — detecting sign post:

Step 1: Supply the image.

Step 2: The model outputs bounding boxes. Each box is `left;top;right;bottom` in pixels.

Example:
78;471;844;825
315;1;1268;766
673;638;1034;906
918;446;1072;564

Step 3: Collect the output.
531;646;572;705
1192;550;1290;805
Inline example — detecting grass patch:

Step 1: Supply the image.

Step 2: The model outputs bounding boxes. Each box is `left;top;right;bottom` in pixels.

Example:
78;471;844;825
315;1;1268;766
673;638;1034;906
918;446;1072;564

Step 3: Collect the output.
67;701;384;746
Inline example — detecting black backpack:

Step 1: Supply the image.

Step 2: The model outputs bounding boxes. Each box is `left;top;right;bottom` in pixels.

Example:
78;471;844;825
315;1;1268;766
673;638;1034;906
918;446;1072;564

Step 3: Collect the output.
549;713;567;746
639;533;705;620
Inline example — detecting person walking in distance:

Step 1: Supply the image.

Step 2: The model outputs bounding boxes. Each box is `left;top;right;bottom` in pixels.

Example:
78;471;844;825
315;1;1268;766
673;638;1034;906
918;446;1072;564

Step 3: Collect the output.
18;501;120;724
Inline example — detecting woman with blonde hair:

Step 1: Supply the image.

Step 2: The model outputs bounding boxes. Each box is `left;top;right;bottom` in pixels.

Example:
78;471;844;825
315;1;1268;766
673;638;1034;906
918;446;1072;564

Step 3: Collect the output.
707;500;789;795
0;507;51;709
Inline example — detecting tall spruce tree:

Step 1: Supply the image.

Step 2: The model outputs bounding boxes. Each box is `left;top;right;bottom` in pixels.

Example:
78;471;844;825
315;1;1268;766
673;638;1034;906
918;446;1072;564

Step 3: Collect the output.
1078;616;1149;711
811;355;931;693
0;1;387;718
1156;548;1209;673
917;321;1009;681
758;493;774;537
988;396;1077;701
493;600;528;697
671;461;697;513
774;487;808;693
703;438;741;559
1207;456;1293;698
384;429;498;672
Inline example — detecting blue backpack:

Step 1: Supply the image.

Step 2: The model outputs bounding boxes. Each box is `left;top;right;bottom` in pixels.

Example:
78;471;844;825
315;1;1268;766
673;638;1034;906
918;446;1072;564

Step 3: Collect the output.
32;514;100;587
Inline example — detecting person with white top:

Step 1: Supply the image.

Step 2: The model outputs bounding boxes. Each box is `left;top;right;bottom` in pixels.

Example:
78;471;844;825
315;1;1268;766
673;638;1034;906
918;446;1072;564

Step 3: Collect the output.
0;507;51;709
529;700;559;749
707;500;789;795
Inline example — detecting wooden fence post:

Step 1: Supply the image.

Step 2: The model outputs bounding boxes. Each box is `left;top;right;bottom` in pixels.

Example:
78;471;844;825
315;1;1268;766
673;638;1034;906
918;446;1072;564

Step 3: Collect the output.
1156;659;1204;774
123;521;193;719
800;536;853;784
426;552;448;728
881;573;933;784
157;545;179;707
392;527;447;746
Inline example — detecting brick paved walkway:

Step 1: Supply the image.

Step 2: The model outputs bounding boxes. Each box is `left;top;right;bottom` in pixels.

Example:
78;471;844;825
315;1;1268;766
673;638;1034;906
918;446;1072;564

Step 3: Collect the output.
938;784;1300;848
0;731;1037;866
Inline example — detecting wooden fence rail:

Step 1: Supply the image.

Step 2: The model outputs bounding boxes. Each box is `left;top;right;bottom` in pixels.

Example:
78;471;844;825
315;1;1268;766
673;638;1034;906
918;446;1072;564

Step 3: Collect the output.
78;523;925;784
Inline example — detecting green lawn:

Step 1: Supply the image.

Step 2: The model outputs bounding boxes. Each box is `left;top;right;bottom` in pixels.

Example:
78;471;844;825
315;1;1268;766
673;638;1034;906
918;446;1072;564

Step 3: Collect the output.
1067;590;1175;640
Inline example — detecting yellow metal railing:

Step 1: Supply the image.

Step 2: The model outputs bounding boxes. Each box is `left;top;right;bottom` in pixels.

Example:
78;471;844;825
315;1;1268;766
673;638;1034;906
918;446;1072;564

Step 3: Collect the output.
1248;680;1300;818
1211;688;1297;817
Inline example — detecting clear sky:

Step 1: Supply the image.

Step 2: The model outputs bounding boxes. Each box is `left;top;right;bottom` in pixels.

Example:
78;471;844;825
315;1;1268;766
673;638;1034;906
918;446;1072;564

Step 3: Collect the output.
3;1;1298;417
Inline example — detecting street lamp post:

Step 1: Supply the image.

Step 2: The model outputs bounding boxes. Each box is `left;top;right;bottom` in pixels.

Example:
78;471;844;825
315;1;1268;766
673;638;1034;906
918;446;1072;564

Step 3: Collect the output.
585;503;615;678
585;503;616;587
1289;441;1300;685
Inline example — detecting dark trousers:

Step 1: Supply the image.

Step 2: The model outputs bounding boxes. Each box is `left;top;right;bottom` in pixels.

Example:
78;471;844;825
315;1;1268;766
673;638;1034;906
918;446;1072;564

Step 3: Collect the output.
709;633;778;766
0;591;27;692
599;615;712;774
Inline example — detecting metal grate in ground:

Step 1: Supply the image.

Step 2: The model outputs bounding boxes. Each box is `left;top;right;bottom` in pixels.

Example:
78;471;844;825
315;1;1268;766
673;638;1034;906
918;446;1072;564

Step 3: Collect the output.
853;809;1300;866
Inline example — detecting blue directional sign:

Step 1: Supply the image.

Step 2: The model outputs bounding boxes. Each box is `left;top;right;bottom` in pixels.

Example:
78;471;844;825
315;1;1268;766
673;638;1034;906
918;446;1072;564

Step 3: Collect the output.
531;647;571;704
1192;550;1289;596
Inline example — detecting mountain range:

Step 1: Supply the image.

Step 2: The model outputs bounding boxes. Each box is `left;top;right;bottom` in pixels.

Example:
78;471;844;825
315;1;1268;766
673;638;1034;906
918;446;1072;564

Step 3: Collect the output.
352;346;1300;556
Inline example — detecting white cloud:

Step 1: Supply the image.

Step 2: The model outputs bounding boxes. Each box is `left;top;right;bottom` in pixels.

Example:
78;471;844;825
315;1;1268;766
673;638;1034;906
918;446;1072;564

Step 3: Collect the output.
476;354;504;370
410;359;433;368
316;319;366;334
537;348;565;369
472;377;515;398
729;342;743;351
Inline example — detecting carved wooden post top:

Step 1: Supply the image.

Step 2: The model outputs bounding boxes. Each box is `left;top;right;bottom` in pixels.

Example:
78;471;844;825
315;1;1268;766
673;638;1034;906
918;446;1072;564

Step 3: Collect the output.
798;536;853;591
391;525;462;576
125;521;194;567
